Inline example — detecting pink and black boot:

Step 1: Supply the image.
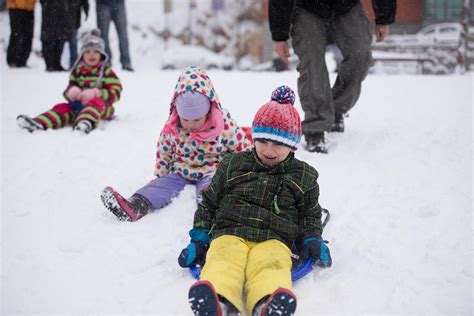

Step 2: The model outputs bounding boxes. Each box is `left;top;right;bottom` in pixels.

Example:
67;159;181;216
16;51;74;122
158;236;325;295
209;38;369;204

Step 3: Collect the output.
100;186;154;221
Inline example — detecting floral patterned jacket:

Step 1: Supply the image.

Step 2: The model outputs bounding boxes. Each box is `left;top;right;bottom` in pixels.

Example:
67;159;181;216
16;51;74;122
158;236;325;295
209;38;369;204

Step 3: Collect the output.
154;66;252;181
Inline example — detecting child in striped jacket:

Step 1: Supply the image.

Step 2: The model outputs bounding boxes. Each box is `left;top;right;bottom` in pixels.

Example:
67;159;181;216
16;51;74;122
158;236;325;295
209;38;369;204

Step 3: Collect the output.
16;29;122;134
100;66;253;222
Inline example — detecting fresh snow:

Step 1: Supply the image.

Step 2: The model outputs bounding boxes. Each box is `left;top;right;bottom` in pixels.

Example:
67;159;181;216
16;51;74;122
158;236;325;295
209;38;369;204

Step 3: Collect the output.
1;2;473;315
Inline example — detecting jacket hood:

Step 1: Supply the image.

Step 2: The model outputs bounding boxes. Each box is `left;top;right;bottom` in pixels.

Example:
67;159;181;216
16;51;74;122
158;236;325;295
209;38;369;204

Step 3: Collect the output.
169;66;222;115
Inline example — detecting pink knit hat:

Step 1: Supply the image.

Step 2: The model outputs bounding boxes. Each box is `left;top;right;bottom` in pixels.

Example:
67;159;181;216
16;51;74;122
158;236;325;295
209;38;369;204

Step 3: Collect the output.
175;91;211;120
252;85;301;150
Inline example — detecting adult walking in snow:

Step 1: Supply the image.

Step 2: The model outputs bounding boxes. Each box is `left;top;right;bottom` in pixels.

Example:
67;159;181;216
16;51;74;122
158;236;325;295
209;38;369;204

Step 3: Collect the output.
40;0;75;71
6;0;36;68
269;0;396;153
66;0;89;70
96;0;134;71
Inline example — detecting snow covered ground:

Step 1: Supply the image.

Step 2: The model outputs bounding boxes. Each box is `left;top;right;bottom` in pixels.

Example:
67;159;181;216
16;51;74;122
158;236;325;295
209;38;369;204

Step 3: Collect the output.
1;2;473;315
2;65;473;315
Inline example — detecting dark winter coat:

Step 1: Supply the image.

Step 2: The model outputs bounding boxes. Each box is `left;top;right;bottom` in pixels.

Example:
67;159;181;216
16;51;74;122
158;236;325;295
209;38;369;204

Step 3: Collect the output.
193;149;323;249
269;0;397;41
70;0;89;30
96;0;124;6
40;0;75;41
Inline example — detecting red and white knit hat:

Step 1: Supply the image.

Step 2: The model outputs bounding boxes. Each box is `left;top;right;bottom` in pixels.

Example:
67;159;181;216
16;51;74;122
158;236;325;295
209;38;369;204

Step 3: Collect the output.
252;86;302;150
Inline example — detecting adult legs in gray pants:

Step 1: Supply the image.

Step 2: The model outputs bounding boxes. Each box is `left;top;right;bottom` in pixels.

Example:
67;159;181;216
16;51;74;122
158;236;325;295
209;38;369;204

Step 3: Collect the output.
291;3;372;151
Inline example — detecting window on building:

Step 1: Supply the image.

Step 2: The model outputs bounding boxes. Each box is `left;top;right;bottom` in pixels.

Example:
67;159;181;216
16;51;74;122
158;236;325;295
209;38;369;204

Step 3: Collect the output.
424;0;474;21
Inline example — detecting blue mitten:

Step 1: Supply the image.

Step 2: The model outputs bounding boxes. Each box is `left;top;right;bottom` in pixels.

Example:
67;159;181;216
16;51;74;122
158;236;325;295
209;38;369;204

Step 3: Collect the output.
178;229;210;268
301;237;332;268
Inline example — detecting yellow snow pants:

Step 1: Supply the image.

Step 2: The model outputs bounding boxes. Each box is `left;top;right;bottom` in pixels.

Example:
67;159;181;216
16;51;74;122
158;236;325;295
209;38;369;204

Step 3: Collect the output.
200;235;293;314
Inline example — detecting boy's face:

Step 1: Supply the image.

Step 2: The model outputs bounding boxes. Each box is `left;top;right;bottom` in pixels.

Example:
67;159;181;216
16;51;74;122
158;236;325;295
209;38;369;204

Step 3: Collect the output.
83;49;102;67
254;141;292;166
179;114;208;133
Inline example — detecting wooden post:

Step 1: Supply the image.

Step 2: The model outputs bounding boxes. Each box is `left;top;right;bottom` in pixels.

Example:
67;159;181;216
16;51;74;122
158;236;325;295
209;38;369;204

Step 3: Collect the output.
457;0;472;73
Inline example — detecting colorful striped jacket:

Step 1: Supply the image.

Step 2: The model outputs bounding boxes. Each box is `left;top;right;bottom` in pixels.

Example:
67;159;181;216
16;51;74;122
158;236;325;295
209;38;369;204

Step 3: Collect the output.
193;149;323;249
64;63;122;108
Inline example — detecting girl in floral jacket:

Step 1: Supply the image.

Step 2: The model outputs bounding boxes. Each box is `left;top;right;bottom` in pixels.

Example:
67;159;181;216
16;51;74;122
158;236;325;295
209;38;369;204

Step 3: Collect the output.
100;66;252;222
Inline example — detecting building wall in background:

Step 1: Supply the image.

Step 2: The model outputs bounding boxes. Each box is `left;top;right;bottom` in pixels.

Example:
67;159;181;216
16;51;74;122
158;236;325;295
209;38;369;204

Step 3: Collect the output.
361;0;473;33
361;0;423;23
423;0;474;22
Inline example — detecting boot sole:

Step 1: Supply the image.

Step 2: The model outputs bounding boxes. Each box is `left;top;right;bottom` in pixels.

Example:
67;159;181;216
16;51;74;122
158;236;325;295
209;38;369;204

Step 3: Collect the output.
73;126;91;134
17;115;44;132
330;125;344;133
306;144;328;154
100;186;136;221
260;288;297;316
73;121;93;134
188;280;223;316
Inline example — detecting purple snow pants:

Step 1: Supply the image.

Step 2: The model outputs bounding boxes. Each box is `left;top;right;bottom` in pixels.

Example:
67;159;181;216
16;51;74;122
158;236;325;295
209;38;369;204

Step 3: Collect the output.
135;173;212;210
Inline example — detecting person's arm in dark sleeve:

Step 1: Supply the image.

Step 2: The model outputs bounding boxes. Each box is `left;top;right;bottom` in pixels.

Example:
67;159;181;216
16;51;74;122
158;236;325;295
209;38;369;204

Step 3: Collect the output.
82;0;89;19
268;0;294;41
372;0;396;25
298;169;323;240
193;155;230;231
372;0;396;42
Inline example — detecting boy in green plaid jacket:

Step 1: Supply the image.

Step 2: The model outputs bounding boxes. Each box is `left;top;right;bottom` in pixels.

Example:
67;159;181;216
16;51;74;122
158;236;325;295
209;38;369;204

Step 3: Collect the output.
178;86;332;316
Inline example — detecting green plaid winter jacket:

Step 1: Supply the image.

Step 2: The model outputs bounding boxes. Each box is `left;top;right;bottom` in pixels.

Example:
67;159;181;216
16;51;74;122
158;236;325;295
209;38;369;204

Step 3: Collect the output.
193;149;323;248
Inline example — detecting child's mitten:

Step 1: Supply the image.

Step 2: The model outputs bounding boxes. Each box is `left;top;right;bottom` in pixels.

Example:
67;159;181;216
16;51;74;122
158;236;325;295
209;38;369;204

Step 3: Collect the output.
178;229;210;268
79;88;101;104
301;237;332;268
65;86;82;101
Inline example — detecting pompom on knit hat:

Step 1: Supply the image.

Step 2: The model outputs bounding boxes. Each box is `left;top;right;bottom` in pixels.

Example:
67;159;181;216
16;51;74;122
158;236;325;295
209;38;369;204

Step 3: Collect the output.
252;85;301;150
175;91;211;120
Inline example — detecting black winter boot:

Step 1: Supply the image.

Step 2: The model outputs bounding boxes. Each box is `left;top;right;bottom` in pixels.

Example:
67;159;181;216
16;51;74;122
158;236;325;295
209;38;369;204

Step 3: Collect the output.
330;113;345;133
305;132;328;154
100;186;155;221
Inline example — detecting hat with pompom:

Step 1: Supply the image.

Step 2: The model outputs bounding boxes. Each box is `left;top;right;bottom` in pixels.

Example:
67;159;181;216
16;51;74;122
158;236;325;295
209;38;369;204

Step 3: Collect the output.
252;85;301;150
79;28;108;61
71;29;109;87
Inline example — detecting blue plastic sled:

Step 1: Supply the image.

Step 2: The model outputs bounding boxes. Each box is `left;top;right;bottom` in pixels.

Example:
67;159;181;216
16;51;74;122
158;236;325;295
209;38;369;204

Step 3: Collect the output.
188;209;330;282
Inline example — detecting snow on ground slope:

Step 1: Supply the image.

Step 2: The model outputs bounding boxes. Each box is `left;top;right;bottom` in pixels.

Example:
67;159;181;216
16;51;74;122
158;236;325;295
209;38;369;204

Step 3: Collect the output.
1;66;472;315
